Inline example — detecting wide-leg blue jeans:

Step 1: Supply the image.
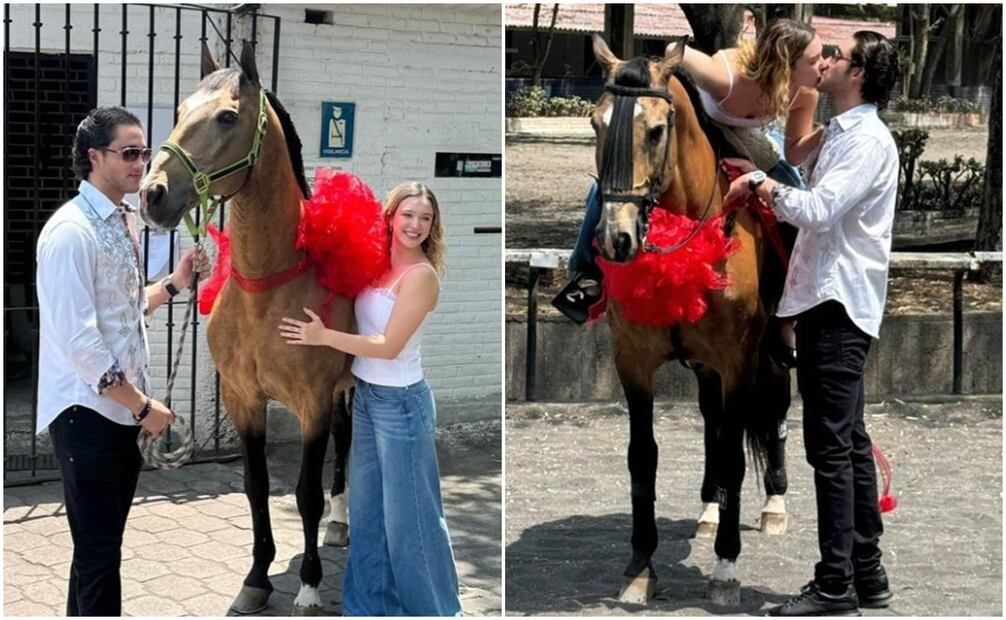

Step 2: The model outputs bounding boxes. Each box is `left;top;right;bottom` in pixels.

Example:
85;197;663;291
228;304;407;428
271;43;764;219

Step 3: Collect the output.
342;377;463;616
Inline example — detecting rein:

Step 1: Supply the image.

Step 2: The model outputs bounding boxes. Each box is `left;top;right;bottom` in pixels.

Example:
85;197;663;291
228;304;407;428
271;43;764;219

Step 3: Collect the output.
597;81;722;255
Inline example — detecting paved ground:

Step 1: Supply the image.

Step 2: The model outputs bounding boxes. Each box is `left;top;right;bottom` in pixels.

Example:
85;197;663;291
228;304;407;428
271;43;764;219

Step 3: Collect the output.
4;420;501;616
505;398;1002;616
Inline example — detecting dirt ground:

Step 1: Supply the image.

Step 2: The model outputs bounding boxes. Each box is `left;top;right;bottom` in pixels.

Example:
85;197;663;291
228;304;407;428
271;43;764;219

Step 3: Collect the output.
505;398;1003;616
504;126;1001;316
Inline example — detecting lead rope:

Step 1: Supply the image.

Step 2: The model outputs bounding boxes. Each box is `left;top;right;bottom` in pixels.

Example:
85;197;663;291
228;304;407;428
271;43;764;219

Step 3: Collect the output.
136;239;206;470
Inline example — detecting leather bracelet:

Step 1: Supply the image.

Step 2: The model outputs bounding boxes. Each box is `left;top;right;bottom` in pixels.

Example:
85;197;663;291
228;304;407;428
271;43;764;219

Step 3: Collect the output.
134;398;152;423
163;277;181;298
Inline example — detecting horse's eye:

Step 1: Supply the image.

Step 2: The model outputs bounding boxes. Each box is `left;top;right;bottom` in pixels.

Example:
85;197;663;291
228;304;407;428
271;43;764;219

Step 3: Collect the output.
647;125;665;145
217;111;239;125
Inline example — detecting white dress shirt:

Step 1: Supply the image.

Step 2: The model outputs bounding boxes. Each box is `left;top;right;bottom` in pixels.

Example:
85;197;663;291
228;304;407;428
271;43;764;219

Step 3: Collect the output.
770;103;899;338
35;180;151;434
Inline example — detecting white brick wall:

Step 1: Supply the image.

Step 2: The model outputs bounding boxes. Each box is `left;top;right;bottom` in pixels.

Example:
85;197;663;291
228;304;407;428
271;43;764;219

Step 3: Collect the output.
8;4;502;431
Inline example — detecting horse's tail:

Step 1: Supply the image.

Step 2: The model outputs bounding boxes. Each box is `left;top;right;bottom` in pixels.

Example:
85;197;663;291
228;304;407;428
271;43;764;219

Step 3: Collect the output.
743;346;793;491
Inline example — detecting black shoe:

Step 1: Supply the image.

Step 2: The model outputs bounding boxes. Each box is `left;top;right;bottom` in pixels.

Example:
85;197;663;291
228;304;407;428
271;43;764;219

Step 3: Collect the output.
550;271;603;325
766;581;860;616
855;565;893;609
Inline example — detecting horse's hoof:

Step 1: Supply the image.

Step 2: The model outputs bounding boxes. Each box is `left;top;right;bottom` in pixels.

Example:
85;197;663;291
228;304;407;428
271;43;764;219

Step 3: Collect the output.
617;567;656;604
292;603;322;616
230;585;272;615
760;495;788;535
696;502;719;539
708;578;740;607
696;520;718;539
324;520;349;547
760;511;788;535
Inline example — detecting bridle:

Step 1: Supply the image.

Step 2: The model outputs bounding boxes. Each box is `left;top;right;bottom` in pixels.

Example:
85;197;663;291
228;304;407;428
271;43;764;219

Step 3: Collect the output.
158;87;269;239
597;81;721;255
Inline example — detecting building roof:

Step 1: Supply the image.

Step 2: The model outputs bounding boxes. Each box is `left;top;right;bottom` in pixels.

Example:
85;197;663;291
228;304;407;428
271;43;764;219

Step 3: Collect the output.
505;4;895;44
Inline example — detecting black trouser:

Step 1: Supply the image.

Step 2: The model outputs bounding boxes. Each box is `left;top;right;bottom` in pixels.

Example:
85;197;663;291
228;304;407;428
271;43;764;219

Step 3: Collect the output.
49;405;143;616
795;301;884;594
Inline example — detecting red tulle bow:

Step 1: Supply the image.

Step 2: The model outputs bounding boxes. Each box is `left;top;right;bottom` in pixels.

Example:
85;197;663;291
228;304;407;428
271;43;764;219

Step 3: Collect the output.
593;209;739;327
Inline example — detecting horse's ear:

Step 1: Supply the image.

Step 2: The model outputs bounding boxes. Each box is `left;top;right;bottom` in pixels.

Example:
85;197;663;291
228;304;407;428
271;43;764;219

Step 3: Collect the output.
201;42;221;79
658;37;687;84
239;40;261;86
592;34;621;78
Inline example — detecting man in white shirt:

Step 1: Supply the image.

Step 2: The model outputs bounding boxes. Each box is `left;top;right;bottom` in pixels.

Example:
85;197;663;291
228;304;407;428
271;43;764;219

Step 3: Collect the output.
723;31;900;616
36;106;204;616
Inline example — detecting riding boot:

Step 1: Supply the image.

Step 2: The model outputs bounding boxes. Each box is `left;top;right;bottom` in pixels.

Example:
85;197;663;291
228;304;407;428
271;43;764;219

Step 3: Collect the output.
551;264;604;325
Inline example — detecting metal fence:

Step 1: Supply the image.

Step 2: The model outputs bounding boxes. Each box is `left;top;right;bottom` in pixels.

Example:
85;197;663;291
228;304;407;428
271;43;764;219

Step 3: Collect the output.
3;3;282;485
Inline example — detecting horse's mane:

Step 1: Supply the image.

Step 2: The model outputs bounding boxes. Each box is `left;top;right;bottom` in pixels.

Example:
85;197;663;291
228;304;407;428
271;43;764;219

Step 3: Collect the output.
265;90;311;199
196;68;311;200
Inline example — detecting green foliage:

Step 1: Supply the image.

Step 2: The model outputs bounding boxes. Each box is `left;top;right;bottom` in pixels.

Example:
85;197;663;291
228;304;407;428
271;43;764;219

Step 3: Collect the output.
892;96;981;114
506;86;593;117
894;126;985;212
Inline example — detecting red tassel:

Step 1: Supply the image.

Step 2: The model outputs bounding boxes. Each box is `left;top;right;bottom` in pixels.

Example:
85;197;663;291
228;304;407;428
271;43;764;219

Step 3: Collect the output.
872;443;897;513
198;223;232;315
595;210;738;327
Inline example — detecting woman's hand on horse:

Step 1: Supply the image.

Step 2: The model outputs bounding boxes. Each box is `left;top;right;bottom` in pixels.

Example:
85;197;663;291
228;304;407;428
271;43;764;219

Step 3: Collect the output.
721;157;757;174
141;398;175;438
170;247;211;290
279;308;329;346
723;173;755;209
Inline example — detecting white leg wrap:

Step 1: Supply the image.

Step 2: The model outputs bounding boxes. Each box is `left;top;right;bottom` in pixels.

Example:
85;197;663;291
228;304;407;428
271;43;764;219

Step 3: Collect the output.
711;558;738;583
698;501;719;524
294;584;322;608
330;492;349;525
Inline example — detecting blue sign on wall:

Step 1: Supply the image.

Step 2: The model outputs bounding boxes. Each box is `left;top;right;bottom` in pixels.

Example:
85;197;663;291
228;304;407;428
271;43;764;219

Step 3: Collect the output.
320;102;355;158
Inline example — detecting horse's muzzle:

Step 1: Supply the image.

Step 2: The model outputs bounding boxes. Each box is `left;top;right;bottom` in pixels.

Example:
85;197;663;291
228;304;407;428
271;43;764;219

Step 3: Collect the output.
139;181;188;231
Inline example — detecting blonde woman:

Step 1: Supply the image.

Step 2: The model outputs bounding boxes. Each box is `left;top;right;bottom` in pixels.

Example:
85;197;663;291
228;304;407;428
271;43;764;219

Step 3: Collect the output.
279;182;462;616
556;19;826;364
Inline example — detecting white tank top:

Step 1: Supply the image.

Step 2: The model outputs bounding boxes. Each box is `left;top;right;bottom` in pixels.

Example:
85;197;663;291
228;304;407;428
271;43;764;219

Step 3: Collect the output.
697;50;773;129
351;263;437;387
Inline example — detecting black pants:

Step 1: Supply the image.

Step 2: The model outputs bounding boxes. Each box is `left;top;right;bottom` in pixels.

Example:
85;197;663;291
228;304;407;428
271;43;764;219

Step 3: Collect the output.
795;301;884;594
49;405;143;616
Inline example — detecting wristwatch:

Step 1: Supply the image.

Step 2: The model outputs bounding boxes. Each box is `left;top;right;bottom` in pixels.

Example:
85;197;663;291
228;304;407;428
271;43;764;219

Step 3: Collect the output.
748;170;767;192
163;277;181;298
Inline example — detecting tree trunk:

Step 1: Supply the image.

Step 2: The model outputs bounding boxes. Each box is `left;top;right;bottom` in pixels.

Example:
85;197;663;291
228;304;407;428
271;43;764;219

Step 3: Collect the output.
908;5;930;98
920;7;961;97
530;3;560;87
604;4;634;60
974;38;1002;283
943;4;964;91
680;4;746;55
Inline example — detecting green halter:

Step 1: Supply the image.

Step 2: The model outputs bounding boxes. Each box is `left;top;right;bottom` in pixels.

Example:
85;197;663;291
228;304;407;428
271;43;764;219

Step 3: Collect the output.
159;88;268;239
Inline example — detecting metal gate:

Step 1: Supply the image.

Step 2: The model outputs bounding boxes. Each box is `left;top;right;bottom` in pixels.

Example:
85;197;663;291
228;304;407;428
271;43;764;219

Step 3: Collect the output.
3;3;282;485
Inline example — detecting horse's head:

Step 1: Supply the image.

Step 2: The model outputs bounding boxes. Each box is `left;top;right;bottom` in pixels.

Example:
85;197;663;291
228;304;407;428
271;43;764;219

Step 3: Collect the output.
140;41;267;231
590;35;686;263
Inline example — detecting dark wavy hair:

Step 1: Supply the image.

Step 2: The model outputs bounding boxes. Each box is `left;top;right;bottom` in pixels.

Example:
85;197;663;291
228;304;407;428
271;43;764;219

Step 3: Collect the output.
71;107;142;180
850;30;899;110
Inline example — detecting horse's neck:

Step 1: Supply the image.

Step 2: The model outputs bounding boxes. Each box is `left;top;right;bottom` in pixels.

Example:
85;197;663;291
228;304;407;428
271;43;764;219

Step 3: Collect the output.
666;101;721;218
228;129;304;279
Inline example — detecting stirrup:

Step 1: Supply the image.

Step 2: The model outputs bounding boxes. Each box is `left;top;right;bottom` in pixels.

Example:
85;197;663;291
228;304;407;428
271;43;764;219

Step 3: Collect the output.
550;272;602;325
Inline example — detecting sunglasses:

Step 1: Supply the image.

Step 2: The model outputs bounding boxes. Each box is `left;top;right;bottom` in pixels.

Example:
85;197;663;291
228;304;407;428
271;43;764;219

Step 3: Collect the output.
101;146;153;163
822;45;856;66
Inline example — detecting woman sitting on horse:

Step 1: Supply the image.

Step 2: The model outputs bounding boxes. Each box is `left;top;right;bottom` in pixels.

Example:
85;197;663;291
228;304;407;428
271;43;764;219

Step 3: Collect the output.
554;17;826;355
279;182;462;616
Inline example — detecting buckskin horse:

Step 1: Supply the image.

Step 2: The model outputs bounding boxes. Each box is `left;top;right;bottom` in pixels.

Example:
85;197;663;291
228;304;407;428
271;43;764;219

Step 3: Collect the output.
587;36;792;606
140;42;351;615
